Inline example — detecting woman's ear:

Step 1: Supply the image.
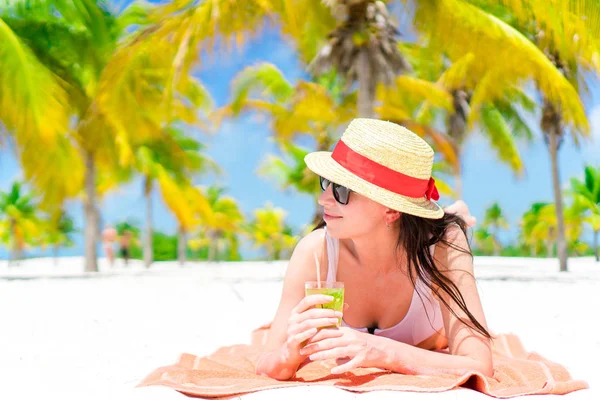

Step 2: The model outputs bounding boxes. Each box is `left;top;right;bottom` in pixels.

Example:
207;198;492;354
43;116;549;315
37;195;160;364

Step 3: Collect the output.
384;208;401;225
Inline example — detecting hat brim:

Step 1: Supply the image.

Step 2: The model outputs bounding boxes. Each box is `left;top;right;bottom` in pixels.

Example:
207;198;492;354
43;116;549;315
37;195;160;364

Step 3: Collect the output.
305;151;444;220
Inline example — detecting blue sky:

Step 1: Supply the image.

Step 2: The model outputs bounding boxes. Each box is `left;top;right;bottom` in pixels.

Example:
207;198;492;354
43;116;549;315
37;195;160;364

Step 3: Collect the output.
1;7;600;259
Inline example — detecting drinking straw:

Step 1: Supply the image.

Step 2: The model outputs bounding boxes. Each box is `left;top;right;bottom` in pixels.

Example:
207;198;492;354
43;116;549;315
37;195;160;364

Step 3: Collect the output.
314;252;321;289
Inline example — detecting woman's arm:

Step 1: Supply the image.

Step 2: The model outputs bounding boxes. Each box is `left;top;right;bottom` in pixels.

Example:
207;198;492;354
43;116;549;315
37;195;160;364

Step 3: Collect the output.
379;338;493;376
383;226;493;376
255;229;336;380
419;225;493;376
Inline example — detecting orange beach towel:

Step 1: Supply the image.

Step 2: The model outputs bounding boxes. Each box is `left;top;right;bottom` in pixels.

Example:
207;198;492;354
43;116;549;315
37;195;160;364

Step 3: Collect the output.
137;326;589;398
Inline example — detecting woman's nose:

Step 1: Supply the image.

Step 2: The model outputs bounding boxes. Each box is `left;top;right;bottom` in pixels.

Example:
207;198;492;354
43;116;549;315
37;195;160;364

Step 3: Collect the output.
318;184;336;207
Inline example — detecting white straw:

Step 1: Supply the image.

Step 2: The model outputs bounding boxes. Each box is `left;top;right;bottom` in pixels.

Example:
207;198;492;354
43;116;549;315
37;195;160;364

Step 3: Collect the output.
314;253;322;289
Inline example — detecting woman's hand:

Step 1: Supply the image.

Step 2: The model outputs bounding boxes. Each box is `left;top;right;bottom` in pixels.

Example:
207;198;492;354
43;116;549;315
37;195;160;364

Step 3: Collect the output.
299;327;392;374
444;200;476;227
282;295;344;364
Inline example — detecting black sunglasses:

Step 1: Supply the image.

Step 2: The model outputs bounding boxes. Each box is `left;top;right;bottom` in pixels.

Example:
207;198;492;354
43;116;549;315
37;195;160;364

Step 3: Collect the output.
319;176;351;205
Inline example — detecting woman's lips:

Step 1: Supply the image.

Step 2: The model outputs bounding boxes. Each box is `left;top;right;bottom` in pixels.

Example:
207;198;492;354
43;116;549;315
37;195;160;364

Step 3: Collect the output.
324;213;342;221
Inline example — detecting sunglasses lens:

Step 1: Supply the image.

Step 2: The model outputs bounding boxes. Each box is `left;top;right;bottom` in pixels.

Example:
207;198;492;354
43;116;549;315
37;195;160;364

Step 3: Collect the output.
333;184;350;205
319;176;350;205
319;176;330;192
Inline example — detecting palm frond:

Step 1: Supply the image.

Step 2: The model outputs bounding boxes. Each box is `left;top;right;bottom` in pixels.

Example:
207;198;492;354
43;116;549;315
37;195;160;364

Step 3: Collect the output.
230;63;294;114
479;104;524;175
414;0;588;133
499;0;600;75
0;18;70;144
390;76;454;111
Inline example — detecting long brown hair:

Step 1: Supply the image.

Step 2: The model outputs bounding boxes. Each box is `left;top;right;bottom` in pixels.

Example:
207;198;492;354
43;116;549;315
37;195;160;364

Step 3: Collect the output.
313;212;491;339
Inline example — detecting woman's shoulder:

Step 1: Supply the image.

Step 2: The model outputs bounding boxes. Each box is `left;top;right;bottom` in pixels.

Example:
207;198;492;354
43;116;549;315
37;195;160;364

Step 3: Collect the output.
280;227;328;283
434;222;473;273
293;227;327;258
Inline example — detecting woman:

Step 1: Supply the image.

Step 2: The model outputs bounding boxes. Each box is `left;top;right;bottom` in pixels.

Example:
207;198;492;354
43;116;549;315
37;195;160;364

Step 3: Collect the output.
256;118;493;381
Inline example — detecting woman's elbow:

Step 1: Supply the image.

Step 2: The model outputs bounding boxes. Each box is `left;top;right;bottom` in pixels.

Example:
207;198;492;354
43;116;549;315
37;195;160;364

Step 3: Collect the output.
255;354;296;381
478;359;494;378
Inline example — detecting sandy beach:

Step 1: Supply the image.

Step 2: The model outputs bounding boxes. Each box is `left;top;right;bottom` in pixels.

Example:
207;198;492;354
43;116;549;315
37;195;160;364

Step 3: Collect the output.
1;256;599;400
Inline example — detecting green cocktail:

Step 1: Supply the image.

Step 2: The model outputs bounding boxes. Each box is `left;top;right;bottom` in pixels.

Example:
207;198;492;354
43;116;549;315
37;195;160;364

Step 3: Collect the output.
305;281;345;328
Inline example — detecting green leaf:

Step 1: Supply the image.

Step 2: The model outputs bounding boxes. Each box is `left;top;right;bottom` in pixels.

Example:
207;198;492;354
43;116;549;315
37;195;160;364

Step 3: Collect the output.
230;63;294;114
479;105;524;175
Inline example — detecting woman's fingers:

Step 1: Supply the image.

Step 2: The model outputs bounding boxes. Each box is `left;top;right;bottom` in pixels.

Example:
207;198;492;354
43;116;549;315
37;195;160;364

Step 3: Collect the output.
309;327;345;343
301;336;346;356
330;353;365;375
287;327;318;347
288;317;341;335
291;294;335;315
291;307;342;324
309;345;354;361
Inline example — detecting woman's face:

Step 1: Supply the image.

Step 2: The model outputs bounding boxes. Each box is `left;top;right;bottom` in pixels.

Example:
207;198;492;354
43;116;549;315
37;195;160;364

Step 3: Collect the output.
318;181;389;239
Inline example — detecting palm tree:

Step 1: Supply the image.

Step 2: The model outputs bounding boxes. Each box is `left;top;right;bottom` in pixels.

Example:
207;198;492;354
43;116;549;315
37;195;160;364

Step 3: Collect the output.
378;65;536;199
0;14;71;156
0;8;84;211
144;1;580;121
585;214;600;262
309;0;411;117
141;1;590;214
483;202;509;256
143;0;334;71
1;2;126;271
1;1;205;272
245;203;298;261
223;65;357;223
225;64;355;152
161;185;213;266
522;200;589;258
131;124;218;267
188;186;244;262
473;226;495;255
44;211;77;266
571;165;600;261
483;0;600;270
0;182;41;264
155;168;217;266
521;203;552;257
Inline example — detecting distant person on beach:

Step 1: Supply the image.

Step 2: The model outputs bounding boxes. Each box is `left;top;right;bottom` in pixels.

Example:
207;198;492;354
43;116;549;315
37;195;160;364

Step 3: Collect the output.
256;119;489;380
101;225;117;267
119;230;133;266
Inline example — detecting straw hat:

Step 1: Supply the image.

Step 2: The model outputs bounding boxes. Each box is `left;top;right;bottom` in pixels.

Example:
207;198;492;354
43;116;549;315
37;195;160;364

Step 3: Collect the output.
305;118;444;219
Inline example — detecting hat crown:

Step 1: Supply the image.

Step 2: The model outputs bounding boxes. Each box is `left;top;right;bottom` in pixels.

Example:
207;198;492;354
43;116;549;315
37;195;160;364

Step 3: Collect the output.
340;118;434;180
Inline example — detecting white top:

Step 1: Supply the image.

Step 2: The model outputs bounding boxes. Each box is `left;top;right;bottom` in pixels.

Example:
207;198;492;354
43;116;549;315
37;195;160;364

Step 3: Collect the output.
324;228;444;346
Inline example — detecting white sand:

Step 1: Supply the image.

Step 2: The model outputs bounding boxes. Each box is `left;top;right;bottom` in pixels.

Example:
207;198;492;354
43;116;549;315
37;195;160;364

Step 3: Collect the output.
0;256;598;400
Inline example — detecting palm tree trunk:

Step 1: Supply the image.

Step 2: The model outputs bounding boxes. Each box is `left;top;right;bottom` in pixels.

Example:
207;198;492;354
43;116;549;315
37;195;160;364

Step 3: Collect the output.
594;229;599;262
547;132;568;271
14;245;23;265
177;225;186;266
546;239;553;258
207;231;216;262
143;177;153;268
84;150;98;272
357;49;375;118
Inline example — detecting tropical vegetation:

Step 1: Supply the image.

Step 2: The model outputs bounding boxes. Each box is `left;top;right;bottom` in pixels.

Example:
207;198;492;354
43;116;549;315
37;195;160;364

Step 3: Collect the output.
1;0;600;269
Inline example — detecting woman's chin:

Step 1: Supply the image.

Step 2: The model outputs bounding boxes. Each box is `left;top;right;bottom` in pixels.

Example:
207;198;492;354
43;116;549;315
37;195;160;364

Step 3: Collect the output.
324;224;346;239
